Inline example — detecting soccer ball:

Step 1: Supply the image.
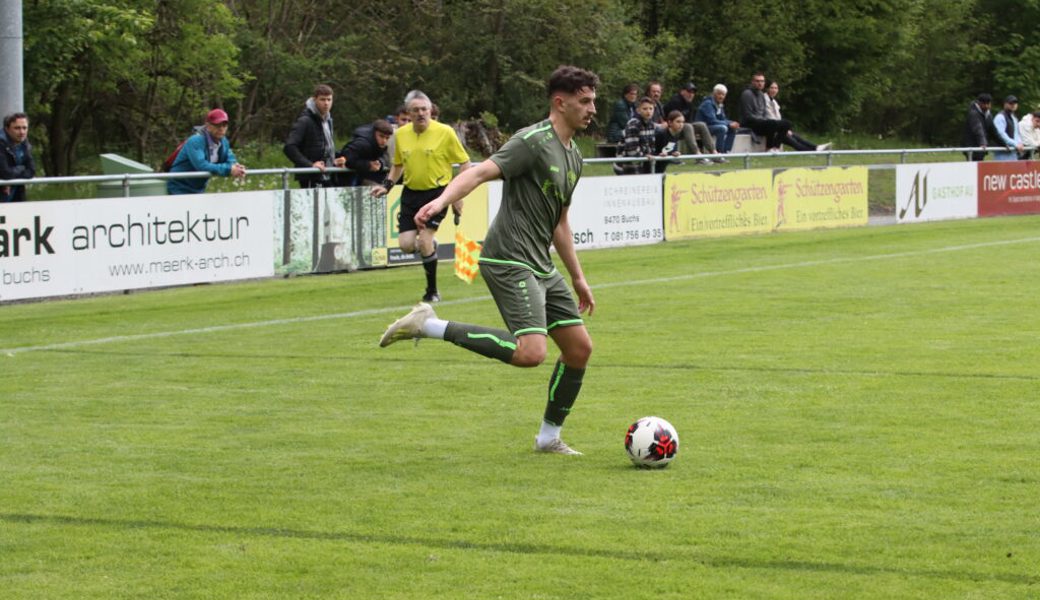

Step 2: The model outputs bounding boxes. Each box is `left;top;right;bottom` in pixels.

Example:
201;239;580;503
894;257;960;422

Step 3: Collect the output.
624;416;679;468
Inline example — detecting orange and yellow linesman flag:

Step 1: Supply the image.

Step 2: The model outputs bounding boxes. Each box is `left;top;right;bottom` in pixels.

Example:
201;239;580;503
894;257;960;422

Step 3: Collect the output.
454;229;482;283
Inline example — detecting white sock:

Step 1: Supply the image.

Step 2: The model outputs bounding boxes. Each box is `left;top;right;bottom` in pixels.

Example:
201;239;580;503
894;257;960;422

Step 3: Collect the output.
536;421;562;447
421;317;448;339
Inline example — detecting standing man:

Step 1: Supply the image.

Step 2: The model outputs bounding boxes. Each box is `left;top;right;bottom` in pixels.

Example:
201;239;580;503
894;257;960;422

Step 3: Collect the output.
167;109;246;195
0;113;35;203
991;95;1024;161
284;84;347;188
962;93;992;161
379;66;599;456
373;90;471;303
1018;110;1040;160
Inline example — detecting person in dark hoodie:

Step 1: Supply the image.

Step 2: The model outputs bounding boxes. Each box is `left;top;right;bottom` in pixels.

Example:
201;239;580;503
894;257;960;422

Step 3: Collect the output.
284;84;346;188
1;112;35;202
340;119;394;186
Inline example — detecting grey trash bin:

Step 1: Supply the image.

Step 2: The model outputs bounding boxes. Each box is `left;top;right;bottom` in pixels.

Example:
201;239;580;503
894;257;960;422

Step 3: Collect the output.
96;153;168;197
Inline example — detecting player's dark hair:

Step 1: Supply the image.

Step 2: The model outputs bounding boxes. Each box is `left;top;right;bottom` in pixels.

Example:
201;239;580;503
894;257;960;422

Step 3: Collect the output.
547;66;600;97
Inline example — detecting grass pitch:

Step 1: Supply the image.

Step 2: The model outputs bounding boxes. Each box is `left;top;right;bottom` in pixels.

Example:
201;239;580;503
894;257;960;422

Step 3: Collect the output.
2;216;1039;599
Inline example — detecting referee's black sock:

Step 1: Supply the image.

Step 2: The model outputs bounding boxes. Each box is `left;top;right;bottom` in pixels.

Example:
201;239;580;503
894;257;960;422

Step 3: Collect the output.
444;322;516;364
422;251;438;294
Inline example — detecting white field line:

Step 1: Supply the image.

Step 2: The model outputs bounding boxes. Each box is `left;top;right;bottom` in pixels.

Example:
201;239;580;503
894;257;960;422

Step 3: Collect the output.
5;235;1040;356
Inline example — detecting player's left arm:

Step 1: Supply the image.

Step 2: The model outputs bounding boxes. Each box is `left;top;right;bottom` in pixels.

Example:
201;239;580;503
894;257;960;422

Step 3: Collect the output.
553;206;595;315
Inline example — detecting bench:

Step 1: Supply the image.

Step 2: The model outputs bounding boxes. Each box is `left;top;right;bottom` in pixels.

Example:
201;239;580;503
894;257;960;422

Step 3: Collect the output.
730;129;769;154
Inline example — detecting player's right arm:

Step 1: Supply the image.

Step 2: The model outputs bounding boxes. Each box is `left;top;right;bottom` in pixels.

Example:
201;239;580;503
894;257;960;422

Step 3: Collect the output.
415;159;501;229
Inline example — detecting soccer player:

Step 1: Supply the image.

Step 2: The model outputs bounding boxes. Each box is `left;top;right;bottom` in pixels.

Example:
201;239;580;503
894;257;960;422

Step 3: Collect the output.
373;90;471;303
379;65;599;456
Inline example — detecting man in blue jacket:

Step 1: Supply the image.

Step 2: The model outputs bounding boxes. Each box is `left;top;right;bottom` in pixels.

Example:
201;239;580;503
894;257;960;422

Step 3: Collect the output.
695;84;740;154
167;109;247;195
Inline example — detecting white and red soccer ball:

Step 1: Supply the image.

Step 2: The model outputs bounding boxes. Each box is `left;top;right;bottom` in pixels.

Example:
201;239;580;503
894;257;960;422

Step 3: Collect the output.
624;416;679;468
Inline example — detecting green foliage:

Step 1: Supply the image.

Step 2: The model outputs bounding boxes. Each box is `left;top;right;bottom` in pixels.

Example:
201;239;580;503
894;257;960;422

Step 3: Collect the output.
18;0;1040;173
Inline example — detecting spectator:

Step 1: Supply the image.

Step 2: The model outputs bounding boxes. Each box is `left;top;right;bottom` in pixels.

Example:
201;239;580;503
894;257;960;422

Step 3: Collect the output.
653;110;687;173
0;112;35;203
167;109;246;195
1018;110;1040;160
647;80;666;124
765;80;830;152
606;83;639;144
284;84;347;188
962;93;993;162
695;84;739;156
663;82;718;162
388;104;410;128
341;119;394;186
386;104;412;167
619;97;658;175
740;72;790;151
373;90;472;303
992;95;1023;161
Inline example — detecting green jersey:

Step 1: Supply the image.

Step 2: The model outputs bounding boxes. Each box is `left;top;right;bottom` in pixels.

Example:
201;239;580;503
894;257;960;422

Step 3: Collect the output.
482;120;583;276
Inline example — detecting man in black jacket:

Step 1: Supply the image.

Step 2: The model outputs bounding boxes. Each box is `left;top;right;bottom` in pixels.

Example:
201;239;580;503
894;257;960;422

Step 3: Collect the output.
341;119;393;186
1;113;35;203
284;84;346;187
662;83;717;162
962;93;993;162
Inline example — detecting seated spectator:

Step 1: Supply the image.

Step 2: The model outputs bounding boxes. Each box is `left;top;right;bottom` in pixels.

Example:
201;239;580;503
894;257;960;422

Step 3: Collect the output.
1018;110;1040;159
167;108;246;195
618;96;657;175
992;95;1023;161
0;112;35;203
740;72;792;151
695;84;739;155
765;80;830;152
607;83;639;144
647;80;666;125
653;110;687;173
341;119;394;186
663;82;718;163
961;92;993;162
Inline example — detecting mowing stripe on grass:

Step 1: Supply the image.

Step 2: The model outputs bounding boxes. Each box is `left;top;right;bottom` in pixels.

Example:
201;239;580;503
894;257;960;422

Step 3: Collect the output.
4;234;1039;357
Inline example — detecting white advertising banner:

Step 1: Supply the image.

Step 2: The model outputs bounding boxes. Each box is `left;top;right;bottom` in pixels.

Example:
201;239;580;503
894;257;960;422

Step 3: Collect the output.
486;175;663;250
568;174;663;249
1;192;275;302
895;162;978;223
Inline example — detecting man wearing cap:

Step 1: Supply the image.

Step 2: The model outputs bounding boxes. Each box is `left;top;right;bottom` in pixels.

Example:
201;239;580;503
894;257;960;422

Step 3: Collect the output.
962;93;993;162
167;108;247;195
991;95;1024;161
663;82;719;162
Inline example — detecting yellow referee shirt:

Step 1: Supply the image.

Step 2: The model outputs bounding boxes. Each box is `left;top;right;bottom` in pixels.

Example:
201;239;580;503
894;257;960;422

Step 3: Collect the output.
392;120;470;191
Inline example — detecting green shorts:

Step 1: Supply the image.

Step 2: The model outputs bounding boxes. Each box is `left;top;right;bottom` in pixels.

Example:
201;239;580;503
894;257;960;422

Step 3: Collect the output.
480;261;584;337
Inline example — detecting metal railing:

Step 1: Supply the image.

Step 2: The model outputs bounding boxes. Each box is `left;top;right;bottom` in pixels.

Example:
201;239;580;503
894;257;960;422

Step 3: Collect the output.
0;146;1001;198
